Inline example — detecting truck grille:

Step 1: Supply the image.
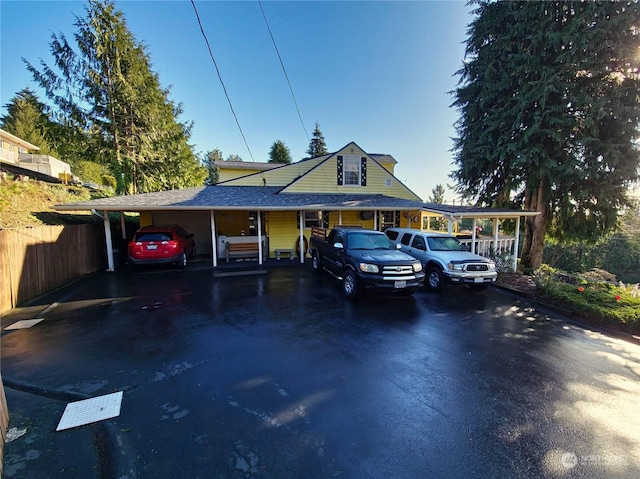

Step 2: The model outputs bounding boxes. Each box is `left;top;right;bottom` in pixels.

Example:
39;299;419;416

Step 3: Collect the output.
382;265;415;281
466;264;489;272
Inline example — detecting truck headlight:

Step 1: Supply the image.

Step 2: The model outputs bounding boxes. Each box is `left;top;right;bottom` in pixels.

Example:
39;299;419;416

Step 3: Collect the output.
412;262;422;273
447;262;465;271
359;263;379;273
488;261;496;271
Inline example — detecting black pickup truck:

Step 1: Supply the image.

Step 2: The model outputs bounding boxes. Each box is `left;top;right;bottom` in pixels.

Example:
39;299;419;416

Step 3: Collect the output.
308;227;425;299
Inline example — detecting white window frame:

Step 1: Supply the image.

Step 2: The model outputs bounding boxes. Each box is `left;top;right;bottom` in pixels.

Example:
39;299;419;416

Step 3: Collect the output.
342;155;360;186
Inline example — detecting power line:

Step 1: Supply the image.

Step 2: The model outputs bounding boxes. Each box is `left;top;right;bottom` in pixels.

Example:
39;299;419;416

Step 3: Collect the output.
190;0;255;161
258;0;309;142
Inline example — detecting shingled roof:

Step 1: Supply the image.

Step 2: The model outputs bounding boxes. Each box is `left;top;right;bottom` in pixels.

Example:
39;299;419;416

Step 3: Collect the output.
55;184;537;219
56;185;426;211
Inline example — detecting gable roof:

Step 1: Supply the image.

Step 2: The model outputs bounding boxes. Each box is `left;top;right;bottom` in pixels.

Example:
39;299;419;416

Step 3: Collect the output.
218;142;420;201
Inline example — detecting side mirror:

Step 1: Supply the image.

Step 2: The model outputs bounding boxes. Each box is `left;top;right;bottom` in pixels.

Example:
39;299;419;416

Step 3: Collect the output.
333;242;344;249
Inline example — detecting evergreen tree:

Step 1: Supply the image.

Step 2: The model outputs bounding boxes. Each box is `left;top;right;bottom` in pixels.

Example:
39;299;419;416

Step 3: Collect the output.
24;0;204;194
226;154;243;162
305;122;328;159
1;88;57;156
428;184;446;204
202;149;223;185
269;140;292;164
452;1;640;269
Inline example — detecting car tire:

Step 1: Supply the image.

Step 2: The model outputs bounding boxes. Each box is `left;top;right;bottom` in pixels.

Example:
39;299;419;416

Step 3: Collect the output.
190;243;197;259
177;251;187;269
343;270;360;299
311;251;322;272
426;266;444;292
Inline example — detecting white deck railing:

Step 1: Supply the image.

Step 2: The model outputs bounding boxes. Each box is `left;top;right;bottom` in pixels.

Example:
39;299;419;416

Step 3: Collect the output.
458;236;517;271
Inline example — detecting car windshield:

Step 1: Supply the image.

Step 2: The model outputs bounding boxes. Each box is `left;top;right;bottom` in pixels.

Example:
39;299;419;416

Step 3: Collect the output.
427;236;467;251
135;232;172;242
348;233;393;250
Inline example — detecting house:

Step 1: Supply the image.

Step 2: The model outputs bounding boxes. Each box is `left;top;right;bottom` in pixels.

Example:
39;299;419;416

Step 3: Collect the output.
55;141;538;271
0;128;74;183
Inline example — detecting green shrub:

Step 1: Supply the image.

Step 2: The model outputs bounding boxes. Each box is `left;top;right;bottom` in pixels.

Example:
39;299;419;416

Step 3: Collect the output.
533;264;640;333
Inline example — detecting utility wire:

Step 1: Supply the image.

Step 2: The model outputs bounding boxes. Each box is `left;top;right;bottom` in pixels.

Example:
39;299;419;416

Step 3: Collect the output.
258;0;309;142
190;0;255;161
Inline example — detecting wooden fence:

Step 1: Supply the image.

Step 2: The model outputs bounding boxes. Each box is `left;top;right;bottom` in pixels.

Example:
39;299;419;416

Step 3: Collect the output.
0;374;7;477
0;224;106;313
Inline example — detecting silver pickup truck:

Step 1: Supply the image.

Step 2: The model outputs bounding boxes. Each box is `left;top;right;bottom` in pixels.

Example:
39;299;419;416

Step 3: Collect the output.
384;227;497;292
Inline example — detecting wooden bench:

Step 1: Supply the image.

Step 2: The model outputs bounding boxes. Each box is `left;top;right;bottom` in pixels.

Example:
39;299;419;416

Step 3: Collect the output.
226;242;260;262
275;249;296;260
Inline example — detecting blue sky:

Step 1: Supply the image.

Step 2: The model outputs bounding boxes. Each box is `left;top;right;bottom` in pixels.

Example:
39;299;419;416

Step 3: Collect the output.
1;0;472;201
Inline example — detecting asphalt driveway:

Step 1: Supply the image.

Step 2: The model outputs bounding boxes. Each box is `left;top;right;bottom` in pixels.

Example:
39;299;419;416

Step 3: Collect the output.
2;265;640;478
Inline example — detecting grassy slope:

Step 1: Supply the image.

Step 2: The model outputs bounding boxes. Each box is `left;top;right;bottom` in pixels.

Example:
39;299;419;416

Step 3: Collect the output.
0;178;103;228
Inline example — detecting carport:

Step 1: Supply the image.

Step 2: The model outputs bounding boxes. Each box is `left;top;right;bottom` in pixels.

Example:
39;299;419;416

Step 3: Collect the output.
55;185;538;272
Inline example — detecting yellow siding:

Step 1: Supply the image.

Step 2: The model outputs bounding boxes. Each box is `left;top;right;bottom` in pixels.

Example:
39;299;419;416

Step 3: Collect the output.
266;211;306;258
282;155;420;201
140;211;153;226
378;161;395;174
218;169;264;182
223;158;325;187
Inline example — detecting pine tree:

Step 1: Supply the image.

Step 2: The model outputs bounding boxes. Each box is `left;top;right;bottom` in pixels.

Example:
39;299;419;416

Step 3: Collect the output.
202;149;223;185
428;184;446;204
452;1;640;269
24;0;204;194
269;140;292;164
305;122;328;159
1;88;57;156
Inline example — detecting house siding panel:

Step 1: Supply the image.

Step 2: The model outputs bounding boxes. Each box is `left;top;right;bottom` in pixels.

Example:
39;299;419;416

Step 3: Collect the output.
222;158;325;187
283;156;420;200
267;211;303;258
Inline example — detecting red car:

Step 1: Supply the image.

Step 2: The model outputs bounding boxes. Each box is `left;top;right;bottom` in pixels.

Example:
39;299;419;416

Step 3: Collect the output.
128;225;196;268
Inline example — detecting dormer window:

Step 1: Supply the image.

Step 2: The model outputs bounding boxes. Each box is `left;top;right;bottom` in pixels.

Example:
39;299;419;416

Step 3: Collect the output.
337;155;367;187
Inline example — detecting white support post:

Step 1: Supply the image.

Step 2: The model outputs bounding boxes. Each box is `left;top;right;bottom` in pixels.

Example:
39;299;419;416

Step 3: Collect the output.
120;212;126;239
210;211;217;268
257;210;263;265
513;216;521;272
471;218;477;255
339;210;343;226
103;211;115;272
493;218;499;255
374;210;378;231
299;211;305;264
447;216;453;234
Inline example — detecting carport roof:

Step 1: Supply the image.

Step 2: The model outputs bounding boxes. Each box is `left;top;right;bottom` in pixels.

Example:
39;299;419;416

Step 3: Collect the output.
55;184;538;218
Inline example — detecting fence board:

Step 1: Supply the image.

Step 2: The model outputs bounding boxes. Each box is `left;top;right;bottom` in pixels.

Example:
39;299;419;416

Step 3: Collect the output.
0;224;106;313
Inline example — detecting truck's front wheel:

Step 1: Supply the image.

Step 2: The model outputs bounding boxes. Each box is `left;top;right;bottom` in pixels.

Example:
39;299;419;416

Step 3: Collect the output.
343;270;360;299
426;266;444;292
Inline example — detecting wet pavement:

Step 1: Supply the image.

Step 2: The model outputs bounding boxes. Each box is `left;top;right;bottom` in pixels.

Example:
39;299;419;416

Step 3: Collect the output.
2;265;640;478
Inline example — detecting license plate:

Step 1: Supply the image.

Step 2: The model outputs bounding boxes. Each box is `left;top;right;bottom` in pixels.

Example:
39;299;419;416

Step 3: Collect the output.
474;277;484;283
394;280;406;289
146;245;158;250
